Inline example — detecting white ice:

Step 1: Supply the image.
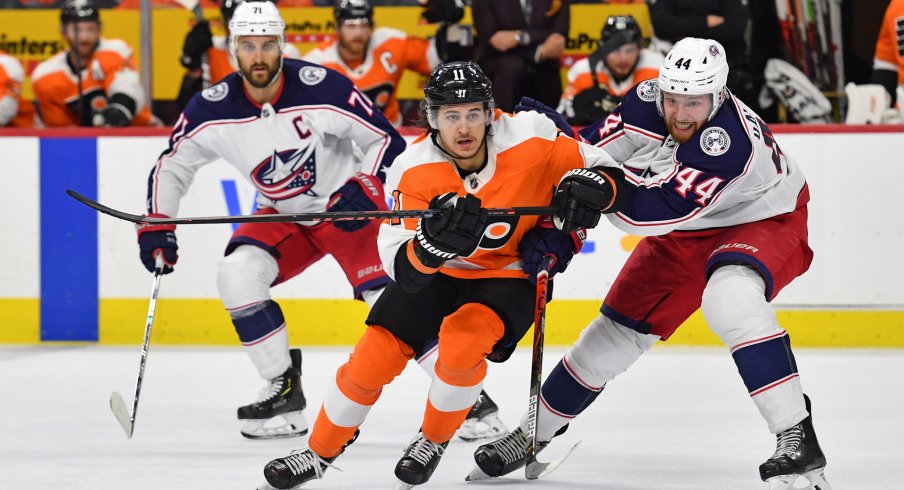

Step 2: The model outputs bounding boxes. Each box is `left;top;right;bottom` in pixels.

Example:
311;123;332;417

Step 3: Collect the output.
1;345;902;489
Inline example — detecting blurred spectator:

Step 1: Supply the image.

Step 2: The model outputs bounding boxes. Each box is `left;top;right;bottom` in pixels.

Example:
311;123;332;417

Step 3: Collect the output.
648;0;754;103
472;0;569;112
870;0;904;107
176;0;302;110
558;15;661;124
0;50;36;127
31;0;156;126
304;0;467;126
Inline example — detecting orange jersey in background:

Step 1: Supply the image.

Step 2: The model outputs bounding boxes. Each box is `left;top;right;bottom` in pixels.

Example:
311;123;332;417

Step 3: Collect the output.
304;27;440;126
559;49;662;107
31;38;153;127
874;0;904;85
0;50;35;127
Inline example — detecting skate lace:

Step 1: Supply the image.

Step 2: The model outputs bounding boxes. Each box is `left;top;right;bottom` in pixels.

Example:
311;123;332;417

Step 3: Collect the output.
491;428;528;465
283;449;339;479
404;435;446;466
256;376;286;403
770;424;803;459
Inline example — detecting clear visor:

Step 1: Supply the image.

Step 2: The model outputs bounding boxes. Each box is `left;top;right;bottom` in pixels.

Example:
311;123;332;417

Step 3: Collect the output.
429;104;492;130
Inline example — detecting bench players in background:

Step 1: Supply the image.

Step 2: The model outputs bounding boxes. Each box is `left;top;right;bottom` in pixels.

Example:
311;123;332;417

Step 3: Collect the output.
177;0;303;111
0;50;35;127
303;0;469;127
259;61;618;490
31;0;156;127
471;38;831;490
140;1;404;439
557;15;661;125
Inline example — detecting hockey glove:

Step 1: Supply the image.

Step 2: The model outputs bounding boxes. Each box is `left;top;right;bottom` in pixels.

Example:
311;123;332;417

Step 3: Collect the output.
420;0;464;24
98;102;133;127
552;167;624;233
514;96;578;138
519;218;585;284
327;173;386;232
414;193;488;268
180;20;213;70
137;216;178;274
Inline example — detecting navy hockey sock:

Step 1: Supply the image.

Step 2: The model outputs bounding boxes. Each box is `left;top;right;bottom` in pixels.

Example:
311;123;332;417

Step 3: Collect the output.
540;358;605;418
732;332;799;395
232;300;286;343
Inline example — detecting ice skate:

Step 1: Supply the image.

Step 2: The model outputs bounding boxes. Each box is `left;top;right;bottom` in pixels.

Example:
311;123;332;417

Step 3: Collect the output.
262;430;359;489
466;426;539;480
759;394;831;490
456;390;508;442
394;430;449;489
239;348;308;439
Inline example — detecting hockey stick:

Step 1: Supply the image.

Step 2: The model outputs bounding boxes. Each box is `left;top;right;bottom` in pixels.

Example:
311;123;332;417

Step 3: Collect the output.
110;254;164;439
524;256;580;480
66;190;558;225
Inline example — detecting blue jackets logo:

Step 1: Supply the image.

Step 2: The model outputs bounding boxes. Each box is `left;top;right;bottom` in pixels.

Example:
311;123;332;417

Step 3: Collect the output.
252;145;319;200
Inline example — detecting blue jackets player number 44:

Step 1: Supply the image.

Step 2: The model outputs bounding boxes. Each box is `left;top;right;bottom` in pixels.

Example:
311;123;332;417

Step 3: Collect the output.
148;58;405;219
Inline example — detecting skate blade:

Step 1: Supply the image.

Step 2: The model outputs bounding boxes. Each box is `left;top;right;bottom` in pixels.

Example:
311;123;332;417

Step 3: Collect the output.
465;466;492;482
241;411;309;440
109;391;134;439
255;482;279;490
524;440;581;480
767;468;831;490
456;413;509;442
394;480;416;490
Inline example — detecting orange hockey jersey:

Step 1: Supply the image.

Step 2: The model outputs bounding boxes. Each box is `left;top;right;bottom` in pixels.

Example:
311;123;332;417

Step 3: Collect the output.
303;27;440;127
874;0;904;85
558;49;662;119
0;50;35;127
379;110;619;281
31;38;153;127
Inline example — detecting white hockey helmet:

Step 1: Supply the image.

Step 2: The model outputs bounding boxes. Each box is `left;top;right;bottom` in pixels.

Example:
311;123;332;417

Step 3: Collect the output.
228;1;286;53
657;37;729;121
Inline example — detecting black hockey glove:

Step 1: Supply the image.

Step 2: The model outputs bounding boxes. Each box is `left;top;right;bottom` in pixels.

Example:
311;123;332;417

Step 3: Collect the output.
420;0;464;24
515;96;578;138
136;216;178;274
519;218;585;284
552;167;624;233
98;102;133;127
327;173;386;232
414;192;488;268
180;20;213;70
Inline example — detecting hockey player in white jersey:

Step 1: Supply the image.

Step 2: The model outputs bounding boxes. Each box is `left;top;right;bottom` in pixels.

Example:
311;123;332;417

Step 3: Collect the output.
138;1;407;440
471;38;831;490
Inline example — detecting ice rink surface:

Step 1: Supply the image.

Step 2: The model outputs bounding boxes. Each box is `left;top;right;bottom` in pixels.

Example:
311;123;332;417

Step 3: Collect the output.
1;345;901;489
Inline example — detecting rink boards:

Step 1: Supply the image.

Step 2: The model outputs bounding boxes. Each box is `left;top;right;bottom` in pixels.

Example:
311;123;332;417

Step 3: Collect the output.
1;126;902;347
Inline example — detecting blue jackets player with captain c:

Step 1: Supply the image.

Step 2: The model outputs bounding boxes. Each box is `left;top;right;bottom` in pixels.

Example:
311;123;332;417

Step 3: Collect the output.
472;38;831;490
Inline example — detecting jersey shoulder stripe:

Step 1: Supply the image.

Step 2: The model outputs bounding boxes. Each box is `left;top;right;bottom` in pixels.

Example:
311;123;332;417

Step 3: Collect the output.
0;53;24;82
96;38;133;60
371;27;408;46
490;110;558;154
620;80;668;139
31;52;69;83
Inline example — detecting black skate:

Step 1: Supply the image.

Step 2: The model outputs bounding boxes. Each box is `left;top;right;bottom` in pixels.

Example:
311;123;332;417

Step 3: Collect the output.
456;390;508;442
262;430;359;489
468;427;537;479
394;430;449;489
759;394;832;490
239;348;308;439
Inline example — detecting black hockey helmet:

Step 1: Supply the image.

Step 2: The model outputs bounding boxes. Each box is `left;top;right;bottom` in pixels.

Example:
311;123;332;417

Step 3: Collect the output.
60;0;99;25
599;15;641;56
335;0;374;24
423;61;494;130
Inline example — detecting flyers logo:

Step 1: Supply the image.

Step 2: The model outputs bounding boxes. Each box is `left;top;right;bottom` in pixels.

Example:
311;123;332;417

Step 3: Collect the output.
477;215;519;250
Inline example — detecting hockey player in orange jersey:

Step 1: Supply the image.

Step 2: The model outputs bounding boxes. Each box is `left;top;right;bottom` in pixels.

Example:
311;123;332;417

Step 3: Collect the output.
176;0;302;110
31;0;155;127
259;61;625;489
303;0;469;127
871;0;904;107
558;15;661;125
0;50;35;127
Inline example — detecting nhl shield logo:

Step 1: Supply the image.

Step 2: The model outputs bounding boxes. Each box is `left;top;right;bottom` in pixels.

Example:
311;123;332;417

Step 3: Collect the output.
636;79;659;102
700;127;730;156
299;66;327;86
202;82;229;102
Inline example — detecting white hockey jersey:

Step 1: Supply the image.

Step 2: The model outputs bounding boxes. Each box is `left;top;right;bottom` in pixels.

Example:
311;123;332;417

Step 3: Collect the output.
580;79;808;236
148;58;405;219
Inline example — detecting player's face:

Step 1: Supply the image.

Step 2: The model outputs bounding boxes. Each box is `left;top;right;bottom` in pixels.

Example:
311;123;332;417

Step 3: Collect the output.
337;19;372;58
235;36;282;89
62;20;101;60
662;92;712;144
435;102;489;162
604;44;640;79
